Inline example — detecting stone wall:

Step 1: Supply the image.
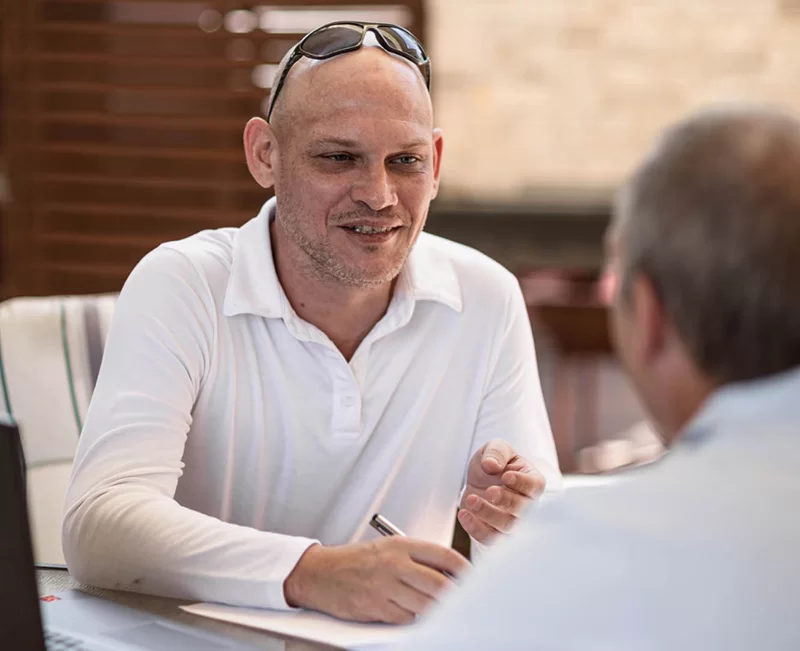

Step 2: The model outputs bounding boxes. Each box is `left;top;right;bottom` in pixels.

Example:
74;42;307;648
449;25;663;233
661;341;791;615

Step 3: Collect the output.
429;0;800;200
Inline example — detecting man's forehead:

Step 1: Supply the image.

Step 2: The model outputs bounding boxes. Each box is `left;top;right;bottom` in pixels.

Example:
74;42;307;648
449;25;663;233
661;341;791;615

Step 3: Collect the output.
297;47;423;94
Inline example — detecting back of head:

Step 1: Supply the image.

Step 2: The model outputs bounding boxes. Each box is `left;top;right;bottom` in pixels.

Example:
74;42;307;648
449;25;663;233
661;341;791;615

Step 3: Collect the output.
614;106;800;384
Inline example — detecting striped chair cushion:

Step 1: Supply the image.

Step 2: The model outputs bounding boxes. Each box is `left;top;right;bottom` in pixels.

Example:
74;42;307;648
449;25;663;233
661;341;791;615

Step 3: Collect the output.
0;293;117;564
0;294;117;468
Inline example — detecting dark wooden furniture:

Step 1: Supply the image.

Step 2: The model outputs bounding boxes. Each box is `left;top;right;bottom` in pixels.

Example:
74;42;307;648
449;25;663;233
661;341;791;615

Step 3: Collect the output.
1;0;426;298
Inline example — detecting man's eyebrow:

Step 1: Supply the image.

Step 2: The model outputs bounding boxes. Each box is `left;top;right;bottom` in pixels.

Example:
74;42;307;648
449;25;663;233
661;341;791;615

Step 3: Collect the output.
394;138;430;150
310;138;361;149
309;137;431;150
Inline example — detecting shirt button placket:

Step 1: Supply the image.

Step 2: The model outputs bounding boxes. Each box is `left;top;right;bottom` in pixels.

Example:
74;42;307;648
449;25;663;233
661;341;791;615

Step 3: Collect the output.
330;353;361;437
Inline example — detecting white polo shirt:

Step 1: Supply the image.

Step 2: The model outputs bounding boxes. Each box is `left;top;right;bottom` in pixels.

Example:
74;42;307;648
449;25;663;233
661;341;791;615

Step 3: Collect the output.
63;198;561;611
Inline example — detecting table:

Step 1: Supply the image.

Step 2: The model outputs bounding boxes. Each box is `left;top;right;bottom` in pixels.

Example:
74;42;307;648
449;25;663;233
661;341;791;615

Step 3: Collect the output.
37;568;341;651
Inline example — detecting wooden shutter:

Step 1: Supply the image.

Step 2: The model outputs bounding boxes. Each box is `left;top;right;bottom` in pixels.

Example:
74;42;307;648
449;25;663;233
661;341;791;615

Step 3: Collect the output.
1;0;425;297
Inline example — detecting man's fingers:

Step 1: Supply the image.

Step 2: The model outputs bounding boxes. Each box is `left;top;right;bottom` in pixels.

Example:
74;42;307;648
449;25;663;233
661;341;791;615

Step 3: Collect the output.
389;581;436;617
382;600;417;625
400;562;452;598
502;468;546;499
485;485;528;516
457;508;499;544
463;494;516;533
480;438;515;475
405;540;471;579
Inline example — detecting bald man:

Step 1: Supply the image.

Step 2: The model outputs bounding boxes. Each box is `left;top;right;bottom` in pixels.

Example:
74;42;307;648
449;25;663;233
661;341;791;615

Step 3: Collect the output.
62;22;560;623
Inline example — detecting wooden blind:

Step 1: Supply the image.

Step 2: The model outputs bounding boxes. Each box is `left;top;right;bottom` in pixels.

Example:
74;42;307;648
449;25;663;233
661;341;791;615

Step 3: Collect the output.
1;0;425;297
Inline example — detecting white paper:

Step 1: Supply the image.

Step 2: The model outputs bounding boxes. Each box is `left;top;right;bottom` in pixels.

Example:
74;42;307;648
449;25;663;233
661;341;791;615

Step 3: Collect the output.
180;602;408;650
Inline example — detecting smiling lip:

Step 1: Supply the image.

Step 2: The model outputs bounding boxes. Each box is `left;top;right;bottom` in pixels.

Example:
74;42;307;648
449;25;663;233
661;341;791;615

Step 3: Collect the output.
339;224;402;243
338;222;403;232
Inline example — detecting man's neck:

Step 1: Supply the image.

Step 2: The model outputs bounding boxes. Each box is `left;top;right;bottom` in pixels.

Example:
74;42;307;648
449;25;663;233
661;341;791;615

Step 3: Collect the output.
270;220;395;361
652;368;717;447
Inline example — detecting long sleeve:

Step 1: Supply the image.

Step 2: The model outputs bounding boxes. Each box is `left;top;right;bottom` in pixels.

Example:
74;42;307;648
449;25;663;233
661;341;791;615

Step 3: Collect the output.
465;281;562;558
470;281;562;489
61;246;316;609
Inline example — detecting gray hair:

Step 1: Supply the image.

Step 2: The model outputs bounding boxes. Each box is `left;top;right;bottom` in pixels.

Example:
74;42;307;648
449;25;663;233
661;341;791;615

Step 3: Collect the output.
612;106;800;383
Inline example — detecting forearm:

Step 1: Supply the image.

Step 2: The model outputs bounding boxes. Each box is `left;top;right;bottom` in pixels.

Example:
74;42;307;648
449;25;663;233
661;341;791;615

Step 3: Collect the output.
62;487;317;609
58;247;319;607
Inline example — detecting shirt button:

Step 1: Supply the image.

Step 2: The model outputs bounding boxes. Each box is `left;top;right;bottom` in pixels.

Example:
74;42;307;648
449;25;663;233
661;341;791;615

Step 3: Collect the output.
342;395;356;407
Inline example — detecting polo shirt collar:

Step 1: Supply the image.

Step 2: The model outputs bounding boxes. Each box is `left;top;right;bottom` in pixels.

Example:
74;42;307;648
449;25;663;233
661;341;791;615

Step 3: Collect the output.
223;198;463;320
223;199;285;319
399;232;463;313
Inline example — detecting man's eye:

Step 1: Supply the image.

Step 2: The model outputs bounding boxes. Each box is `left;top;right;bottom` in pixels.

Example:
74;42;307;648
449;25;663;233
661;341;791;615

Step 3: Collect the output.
393;155;419;164
324;154;353;162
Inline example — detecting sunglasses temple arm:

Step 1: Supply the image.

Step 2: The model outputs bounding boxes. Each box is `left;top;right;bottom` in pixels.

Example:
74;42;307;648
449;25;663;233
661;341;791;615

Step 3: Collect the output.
266;49;302;122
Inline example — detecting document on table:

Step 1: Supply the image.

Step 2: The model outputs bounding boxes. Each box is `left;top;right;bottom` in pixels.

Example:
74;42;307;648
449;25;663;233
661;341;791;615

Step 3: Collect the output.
181;602;410;650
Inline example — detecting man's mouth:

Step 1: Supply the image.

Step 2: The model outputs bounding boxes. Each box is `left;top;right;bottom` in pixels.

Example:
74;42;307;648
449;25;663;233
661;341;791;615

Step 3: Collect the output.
342;225;400;234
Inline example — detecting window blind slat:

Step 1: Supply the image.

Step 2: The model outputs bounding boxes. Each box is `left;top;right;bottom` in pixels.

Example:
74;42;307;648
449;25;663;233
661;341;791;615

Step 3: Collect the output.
37;173;255;191
39;202;254;221
35;143;244;161
33;112;246;128
32;82;266;98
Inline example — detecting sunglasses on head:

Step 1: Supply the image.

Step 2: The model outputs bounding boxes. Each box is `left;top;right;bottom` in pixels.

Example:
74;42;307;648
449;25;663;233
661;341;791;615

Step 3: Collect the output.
266;21;431;122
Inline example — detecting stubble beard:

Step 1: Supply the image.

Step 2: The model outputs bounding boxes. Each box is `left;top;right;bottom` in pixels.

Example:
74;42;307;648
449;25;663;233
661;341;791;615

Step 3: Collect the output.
281;214;413;289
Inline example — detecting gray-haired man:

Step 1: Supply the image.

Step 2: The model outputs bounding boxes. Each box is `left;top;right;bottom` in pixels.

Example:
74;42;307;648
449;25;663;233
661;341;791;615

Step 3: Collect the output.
395;106;800;650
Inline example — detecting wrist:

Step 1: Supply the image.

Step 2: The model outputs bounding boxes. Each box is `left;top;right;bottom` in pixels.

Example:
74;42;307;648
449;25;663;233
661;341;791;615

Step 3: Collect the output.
283;543;323;608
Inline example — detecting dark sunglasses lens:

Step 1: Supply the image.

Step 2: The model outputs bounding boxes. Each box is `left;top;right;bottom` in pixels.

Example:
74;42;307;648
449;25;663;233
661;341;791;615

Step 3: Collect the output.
302;24;363;56
377;26;426;61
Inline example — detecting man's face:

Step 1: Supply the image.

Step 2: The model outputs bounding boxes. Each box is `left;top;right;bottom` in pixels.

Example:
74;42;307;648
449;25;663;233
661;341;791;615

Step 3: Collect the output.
268;48;442;287
606;233;648;407
606;229;677;440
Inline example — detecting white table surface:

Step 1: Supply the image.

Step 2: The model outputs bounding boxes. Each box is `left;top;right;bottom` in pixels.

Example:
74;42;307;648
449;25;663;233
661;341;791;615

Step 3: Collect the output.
37;568;341;651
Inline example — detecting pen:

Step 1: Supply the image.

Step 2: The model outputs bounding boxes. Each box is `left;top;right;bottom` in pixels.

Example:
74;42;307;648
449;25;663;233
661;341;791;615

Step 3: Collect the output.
370;513;406;537
369;513;457;580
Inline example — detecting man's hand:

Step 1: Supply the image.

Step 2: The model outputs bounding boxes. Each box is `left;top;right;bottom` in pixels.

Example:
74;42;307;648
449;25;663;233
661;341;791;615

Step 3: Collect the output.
458;438;546;544
283;537;470;624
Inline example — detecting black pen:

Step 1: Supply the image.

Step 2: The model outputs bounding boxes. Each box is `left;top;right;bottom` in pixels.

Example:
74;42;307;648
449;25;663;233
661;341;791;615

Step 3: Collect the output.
369;513;457;580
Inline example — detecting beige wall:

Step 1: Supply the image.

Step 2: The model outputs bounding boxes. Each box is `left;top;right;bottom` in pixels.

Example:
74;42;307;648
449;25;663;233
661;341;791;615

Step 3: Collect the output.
429;0;800;201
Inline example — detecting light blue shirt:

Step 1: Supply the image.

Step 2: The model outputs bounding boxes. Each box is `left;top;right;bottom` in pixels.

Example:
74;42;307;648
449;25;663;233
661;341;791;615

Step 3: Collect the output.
396;367;800;650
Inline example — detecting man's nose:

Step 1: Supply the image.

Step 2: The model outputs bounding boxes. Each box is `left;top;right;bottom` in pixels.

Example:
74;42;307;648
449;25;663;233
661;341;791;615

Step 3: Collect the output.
350;164;398;212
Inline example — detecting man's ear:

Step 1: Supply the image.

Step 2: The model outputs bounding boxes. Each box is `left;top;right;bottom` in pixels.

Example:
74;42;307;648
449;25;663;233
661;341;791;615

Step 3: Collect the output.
630;273;668;365
243;117;278;189
430;128;444;199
